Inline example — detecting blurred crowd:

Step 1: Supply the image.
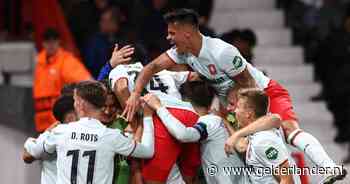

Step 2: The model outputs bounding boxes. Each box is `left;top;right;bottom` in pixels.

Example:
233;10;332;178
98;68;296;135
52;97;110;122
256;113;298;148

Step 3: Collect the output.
62;0;257;78
64;0;350;163
279;0;350;162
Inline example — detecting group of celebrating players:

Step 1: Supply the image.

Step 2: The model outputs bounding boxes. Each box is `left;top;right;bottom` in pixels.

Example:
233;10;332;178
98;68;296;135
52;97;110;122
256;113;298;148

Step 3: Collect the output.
22;9;346;184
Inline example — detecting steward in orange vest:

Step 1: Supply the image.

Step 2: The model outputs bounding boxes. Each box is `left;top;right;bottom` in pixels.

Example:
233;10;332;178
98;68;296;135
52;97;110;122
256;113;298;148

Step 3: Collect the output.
33;28;91;132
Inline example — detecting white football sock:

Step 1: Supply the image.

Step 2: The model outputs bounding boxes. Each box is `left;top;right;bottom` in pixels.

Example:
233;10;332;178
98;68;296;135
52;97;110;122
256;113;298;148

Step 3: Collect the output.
290;130;336;168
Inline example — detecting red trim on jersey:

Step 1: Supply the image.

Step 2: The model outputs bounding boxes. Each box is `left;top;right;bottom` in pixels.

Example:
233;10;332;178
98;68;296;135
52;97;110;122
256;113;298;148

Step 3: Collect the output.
127;140;137;157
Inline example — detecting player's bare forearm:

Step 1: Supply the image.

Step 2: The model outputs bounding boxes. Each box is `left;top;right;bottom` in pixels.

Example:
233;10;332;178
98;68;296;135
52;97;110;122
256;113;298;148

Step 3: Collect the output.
133;65;155;95
114;79;130;109
132;117;143;143
276;161;295;184
236;114;281;137
232;67;257;89
134;53;175;95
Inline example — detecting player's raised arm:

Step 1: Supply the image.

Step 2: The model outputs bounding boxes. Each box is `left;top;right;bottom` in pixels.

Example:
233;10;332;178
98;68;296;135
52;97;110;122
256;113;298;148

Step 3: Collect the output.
225;114;281;154
124;53;176;121
97;44;134;80
143;93;202;142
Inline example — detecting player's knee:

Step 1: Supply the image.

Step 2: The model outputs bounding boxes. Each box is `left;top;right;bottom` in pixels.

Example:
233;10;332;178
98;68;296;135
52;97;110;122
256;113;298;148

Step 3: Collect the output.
281;120;299;136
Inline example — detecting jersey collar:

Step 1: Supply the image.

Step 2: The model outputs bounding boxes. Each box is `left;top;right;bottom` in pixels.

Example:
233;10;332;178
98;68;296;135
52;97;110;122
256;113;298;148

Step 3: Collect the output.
79;117;105;127
197;34;207;59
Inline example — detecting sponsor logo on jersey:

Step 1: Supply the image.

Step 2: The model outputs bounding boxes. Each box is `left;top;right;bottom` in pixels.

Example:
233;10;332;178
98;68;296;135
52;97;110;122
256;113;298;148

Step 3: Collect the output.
265;147;279;160
232;56;243;69
207;64;217;75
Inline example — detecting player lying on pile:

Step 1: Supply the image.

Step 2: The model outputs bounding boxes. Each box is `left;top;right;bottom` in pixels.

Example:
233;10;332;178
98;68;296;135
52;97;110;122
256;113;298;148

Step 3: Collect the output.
104;42;284;184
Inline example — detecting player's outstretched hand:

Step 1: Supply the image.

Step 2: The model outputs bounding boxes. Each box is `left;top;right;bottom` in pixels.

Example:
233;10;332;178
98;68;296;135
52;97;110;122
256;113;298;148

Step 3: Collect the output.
123;92;141;122
142;93;162;111
109;44;135;68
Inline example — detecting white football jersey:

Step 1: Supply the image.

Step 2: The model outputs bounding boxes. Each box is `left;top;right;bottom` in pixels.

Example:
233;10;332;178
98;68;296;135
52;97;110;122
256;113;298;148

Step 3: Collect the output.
42;118;143;184
41;158;57;184
24;134;57;184
196;115;249;184
246;129;301;184
109;62;189;100
166;35;270;103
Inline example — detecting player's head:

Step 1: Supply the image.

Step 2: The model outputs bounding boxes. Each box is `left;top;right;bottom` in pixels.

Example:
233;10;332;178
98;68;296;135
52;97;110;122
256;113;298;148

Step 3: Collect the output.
53;95;77;123
43;27;60;56
181;81;214;111
100;79;121;125
164;8;200;54
74;81;107;117
234;88;269;127
61;83;78;96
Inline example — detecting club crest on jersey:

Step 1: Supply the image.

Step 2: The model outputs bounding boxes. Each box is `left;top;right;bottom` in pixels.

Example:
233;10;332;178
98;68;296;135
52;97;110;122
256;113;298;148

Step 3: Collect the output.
207;64;217;75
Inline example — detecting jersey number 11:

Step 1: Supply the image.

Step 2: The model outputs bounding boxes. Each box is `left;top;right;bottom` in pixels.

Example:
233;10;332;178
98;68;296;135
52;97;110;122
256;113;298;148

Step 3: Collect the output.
67;150;96;184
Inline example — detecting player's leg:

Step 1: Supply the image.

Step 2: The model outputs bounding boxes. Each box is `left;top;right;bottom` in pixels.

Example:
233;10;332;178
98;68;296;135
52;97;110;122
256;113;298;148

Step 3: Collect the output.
178;142;201;184
266;80;337;168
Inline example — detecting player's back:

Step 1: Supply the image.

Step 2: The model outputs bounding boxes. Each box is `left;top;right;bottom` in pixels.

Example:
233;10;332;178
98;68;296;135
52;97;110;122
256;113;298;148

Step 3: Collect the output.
198;114;228;164
53;118;134;184
198;114;248;184
204;36;270;91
